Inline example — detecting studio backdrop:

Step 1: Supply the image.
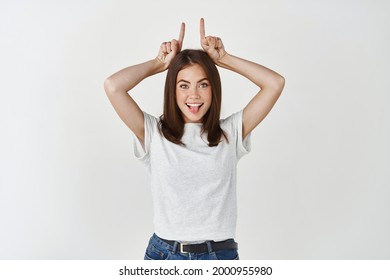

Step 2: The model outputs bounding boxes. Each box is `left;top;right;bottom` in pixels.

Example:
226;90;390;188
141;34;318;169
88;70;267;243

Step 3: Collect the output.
1;0;389;259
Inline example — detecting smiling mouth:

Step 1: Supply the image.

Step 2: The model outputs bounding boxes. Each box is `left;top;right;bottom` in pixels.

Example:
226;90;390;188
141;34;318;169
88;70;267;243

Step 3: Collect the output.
186;103;204;114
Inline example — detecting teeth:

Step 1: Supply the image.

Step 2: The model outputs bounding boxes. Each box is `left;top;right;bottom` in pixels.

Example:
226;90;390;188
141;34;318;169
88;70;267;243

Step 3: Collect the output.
186;103;203;107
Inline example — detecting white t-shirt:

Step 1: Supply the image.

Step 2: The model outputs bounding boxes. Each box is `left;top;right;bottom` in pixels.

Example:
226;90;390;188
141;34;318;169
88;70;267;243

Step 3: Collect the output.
132;110;251;241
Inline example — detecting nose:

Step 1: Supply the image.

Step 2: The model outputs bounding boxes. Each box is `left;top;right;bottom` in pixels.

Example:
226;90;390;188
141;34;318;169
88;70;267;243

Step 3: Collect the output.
188;87;201;99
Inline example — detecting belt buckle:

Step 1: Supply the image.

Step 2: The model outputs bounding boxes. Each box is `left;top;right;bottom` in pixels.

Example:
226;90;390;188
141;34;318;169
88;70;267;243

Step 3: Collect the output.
179;242;190;254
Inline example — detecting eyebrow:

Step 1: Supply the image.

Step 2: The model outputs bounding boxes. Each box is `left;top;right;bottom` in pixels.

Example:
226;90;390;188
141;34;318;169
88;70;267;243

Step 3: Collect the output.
177;78;209;84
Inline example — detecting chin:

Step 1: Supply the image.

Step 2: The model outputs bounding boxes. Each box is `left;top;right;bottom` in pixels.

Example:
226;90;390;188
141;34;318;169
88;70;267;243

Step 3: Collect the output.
185;117;203;123
182;112;204;123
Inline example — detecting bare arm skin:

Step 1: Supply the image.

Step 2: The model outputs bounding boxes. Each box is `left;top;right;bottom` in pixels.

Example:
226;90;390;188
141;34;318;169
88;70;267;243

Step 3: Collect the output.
104;23;185;143
200;18;285;140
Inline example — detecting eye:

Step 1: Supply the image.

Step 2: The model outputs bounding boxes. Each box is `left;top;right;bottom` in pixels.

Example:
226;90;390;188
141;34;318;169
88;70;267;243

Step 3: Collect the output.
179;84;189;89
199;82;209;88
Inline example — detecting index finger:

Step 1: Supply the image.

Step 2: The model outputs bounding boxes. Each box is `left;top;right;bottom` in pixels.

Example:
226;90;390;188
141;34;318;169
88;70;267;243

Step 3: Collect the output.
178;22;185;45
200;18;206;39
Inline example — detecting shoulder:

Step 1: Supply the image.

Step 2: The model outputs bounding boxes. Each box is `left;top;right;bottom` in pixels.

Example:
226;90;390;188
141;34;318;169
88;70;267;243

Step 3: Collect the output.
220;110;243;130
143;111;159;129
220;110;252;158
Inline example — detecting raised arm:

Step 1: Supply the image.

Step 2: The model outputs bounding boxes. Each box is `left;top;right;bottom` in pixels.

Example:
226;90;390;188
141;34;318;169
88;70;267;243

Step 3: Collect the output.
200;18;285;140
104;23;185;143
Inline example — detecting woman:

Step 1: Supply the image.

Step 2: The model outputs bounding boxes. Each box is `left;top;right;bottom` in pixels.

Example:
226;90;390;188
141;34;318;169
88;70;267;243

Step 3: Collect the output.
104;18;285;260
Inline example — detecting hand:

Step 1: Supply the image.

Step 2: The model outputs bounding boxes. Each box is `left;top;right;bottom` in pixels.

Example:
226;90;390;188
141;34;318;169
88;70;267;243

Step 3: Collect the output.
200;18;227;64
156;22;185;70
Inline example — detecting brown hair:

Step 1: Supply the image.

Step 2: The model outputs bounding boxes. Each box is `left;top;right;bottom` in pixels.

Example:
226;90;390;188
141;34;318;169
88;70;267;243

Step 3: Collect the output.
158;49;228;147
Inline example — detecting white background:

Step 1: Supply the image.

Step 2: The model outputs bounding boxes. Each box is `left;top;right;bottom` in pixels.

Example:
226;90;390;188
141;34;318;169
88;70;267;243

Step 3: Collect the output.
1;0;389;259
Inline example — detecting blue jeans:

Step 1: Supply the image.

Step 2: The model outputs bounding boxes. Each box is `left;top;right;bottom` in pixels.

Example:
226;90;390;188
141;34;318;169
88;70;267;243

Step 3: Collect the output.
144;233;239;260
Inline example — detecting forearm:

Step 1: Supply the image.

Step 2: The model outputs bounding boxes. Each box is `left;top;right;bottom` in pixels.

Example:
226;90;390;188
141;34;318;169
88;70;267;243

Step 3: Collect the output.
104;58;165;94
217;53;284;90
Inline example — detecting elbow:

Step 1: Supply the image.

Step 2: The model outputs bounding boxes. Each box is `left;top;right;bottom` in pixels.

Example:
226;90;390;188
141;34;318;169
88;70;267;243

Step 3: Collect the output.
104;76;116;96
276;74;285;92
271;74;285;94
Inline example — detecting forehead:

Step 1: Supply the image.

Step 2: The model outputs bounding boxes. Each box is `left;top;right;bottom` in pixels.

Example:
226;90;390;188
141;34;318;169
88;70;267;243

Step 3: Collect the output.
177;64;207;80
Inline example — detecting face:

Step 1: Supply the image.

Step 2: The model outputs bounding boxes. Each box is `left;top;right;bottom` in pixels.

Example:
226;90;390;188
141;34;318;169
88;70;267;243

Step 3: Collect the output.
175;63;212;123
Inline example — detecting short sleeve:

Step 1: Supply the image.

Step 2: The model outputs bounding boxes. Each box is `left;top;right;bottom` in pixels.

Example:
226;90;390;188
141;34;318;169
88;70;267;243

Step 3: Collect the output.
221;110;252;161
131;111;158;167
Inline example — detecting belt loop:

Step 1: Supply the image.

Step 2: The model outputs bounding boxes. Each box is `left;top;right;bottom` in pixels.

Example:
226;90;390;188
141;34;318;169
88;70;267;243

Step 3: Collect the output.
206;241;213;253
172;241;179;254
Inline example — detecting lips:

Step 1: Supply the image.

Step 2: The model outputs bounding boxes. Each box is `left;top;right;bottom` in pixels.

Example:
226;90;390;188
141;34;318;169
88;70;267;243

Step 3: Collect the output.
186;103;204;114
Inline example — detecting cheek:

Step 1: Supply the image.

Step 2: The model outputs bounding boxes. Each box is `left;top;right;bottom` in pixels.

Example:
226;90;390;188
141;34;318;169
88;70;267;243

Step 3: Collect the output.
175;91;185;102
204;90;212;103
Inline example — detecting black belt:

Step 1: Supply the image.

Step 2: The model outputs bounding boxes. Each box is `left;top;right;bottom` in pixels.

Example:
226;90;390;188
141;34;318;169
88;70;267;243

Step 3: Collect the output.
160;237;238;254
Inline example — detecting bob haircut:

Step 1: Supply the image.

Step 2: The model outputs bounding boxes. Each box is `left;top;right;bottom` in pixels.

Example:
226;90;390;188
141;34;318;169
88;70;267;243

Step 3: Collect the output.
158;49;228;147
